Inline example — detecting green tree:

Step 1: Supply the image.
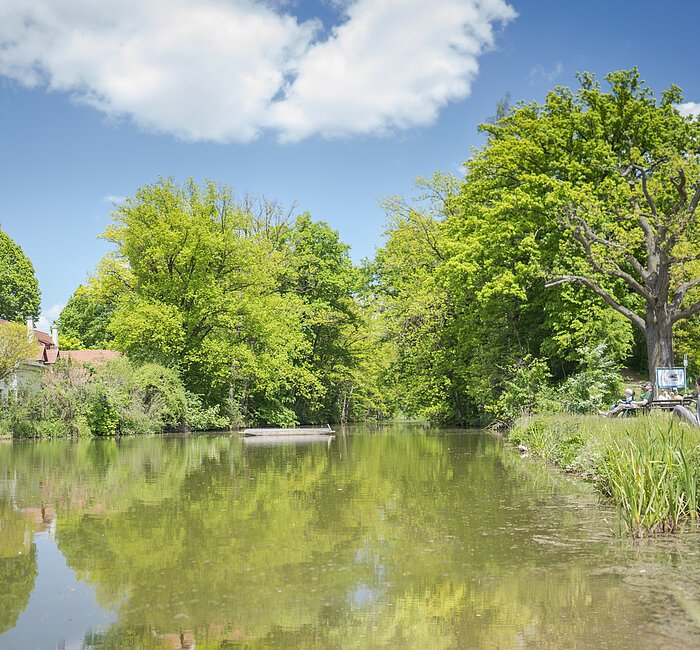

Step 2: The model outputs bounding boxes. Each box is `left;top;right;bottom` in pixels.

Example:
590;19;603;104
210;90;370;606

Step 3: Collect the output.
458;68;700;379
0;321;40;382
372;175;470;422
57;285;114;349
100;178;276;405
282;214;366;422
88;177;380;425
0;227;40;321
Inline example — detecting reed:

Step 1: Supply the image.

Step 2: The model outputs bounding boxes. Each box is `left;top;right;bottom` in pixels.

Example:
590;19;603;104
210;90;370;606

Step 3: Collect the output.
510;414;700;536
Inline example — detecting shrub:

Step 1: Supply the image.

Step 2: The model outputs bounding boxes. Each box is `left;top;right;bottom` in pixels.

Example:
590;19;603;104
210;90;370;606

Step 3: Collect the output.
558;343;623;414
184;393;228;431
2;357;195;438
85;385;120;436
486;356;559;426
251;402;298;428
129;363;186;430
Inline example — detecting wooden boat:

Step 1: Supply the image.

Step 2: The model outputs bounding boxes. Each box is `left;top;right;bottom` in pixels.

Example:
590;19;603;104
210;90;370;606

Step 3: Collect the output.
242;424;334;436
243;434;335;445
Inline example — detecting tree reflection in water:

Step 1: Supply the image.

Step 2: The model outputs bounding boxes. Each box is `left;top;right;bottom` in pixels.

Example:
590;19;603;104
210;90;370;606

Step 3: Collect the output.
0;430;695;648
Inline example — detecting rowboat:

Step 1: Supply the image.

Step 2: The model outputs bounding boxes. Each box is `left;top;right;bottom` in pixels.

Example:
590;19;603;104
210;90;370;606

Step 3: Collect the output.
242;424;334;436
242;434;335;445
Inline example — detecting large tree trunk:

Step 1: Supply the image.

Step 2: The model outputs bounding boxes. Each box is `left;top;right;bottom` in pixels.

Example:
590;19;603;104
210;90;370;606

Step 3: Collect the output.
645;306;674;381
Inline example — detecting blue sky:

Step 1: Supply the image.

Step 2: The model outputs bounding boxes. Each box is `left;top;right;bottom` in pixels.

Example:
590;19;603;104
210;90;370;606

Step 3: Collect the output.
0;0;699;331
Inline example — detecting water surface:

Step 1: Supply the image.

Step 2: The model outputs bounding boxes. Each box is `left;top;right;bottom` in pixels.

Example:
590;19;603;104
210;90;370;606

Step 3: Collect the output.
0;427;699;648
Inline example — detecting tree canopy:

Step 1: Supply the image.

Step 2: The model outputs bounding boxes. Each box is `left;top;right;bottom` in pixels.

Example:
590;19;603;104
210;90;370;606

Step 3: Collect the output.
0;227;40;322
373;69;700;423
42;69;700;428
56;285;113;349
80;178;383;426
0;321;40;383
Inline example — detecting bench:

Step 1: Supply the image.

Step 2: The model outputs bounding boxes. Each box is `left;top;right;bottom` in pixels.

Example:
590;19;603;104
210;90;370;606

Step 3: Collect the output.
614;396;696;417
649;397;696;411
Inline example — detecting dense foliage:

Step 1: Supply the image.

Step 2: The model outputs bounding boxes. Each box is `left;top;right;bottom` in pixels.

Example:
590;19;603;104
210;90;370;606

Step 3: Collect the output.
0;226;40;321
68;179;385;427
0;321;40;382
0;357;226;438
19;70;700;431
373;70;700;424
56;285;113;349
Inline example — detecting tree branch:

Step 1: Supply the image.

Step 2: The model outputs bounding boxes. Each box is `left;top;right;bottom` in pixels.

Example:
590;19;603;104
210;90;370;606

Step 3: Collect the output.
546;275;646;331
571;213;649;280
669;168;688;216
669;276;700;314
633;163;658;219
665;171;699;253
672;300;700;324
569;218;652;300
689;175;700;216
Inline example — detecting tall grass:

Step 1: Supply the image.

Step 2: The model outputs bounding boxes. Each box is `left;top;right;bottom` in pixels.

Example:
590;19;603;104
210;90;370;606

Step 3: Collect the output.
510;414;700;537
598;429;698;536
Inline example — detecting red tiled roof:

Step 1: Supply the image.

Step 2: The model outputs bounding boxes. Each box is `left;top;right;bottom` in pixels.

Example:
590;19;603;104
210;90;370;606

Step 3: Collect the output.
61;350;120;364
34;330;53;346
0;319;54;347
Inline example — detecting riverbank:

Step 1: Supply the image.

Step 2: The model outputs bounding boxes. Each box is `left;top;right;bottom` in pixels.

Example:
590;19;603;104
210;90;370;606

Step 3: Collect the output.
509;413;700;537
0;357;228;438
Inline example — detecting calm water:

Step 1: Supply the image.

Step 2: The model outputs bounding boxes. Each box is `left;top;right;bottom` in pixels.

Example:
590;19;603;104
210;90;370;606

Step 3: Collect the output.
1;426;699;649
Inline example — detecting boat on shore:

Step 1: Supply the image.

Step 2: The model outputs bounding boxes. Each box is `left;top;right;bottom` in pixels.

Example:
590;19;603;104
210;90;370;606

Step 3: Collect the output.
242;424;334;436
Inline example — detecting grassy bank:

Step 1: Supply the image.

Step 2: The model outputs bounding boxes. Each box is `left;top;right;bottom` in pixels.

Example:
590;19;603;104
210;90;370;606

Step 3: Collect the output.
510;413;700;537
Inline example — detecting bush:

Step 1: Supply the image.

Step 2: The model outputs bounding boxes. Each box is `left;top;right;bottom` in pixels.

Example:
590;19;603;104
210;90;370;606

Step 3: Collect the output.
251;402;298;428
129;363;186;430
85;385;120;436
33;419;72;438
558;343;623;414
1;357;197;438
486;356;559;426
184;393;229;431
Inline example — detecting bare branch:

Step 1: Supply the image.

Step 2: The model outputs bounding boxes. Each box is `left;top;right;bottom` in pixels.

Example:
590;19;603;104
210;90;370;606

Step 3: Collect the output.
637;214;657;260
669;169;688;215
633;163;658;218
670;252;700;265
569;217;652;300
570;212;649;281
546;275;646;331
689;175;700;215
665;172;699;254
672;300;700;324
670;276;700;313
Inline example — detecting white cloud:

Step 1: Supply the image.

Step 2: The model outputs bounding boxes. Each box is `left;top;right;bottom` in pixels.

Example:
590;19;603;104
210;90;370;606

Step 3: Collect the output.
37;303;65;333
526;62;563;86
677;102;700;118
0;0;515;142
268;0;517;141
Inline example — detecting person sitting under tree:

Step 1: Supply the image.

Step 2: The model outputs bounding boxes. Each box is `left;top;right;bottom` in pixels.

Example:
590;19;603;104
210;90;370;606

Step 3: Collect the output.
633;382;654;409
602;383;654;418
601;388;635;417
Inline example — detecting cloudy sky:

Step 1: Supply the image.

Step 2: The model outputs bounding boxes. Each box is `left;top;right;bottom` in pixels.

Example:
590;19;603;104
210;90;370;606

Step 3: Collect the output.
0;0;698;330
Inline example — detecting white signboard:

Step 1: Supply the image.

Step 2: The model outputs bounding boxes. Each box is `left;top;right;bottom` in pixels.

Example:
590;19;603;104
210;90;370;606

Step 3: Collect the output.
655;367;686;390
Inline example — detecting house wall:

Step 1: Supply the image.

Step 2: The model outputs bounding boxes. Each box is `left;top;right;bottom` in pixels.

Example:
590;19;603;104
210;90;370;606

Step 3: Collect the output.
0;364;46;403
